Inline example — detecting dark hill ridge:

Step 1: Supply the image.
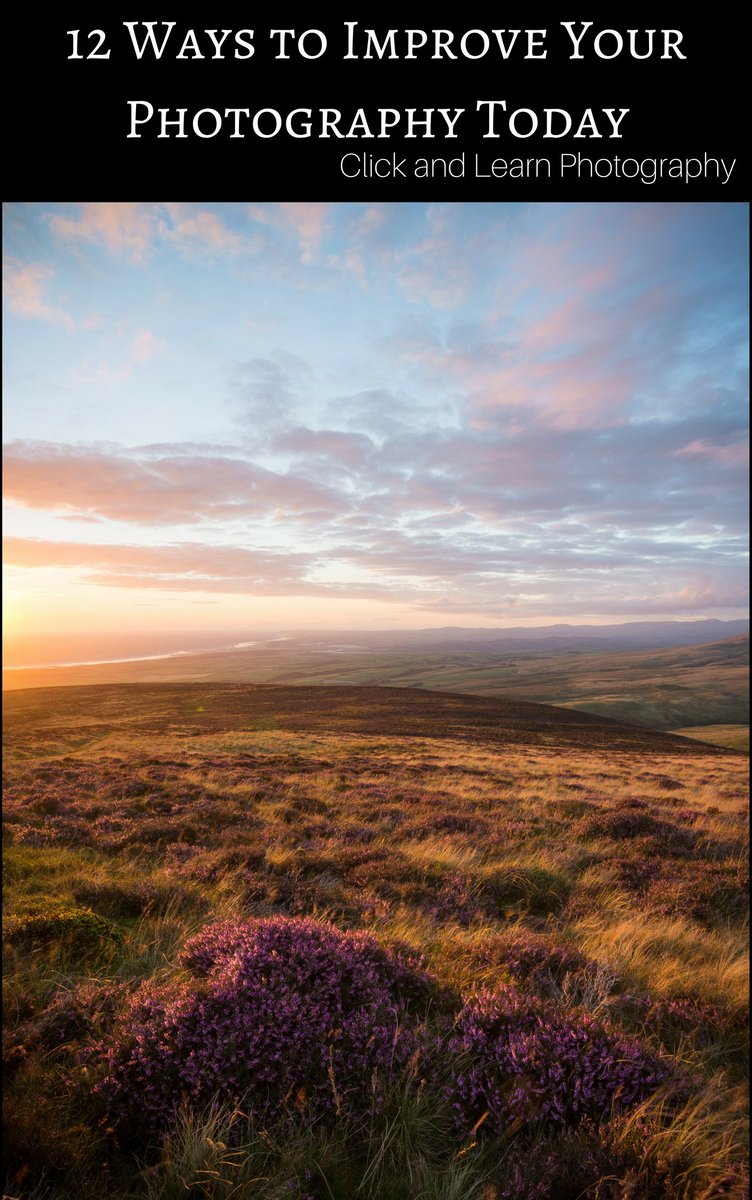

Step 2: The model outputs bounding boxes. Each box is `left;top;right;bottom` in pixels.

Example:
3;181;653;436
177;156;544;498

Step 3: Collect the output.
3;682;733;757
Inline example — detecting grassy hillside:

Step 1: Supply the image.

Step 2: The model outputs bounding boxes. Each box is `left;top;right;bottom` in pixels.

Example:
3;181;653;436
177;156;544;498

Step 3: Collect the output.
266;634;750;730
4;681;728;759
672;725;750;752
3;684;748;1199
3;633;749;734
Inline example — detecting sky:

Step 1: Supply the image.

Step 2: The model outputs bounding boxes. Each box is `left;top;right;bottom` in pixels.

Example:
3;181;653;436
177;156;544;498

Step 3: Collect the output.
2;201;749;660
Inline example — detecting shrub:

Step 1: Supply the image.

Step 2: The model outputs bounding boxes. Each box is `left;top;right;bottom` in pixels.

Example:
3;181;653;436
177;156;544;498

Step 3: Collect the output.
430;873;487;926
4;905;123;953
72;878;195;917
179;845;267;882
18;980;130;1055
94;916;433;1134
646;860;748;923
609;992;736;1048
428;813;489;836
480;866;571;916
475;931;594;987
443;985;671;1138
580;810;693;849
609;855;663;893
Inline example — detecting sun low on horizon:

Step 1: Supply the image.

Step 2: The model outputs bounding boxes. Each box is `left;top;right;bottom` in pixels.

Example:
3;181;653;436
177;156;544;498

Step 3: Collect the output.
3;201;749;667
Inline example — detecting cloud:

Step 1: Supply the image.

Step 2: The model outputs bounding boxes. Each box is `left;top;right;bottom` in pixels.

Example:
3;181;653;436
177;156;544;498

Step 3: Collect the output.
374;204;748;432
2;535;420;601
129;328;162;364
675;436;749;470
229;353;312;430
3;260;76;328
325;388;457;439
6;527;745;615
275;203;331;262
3;441;349;525
49;203;157;262
3;535;313;592
272;427;374;470
47;203;250;263
70;327;163;384
162;203;246;257
331;203;525;311
3;202;747;623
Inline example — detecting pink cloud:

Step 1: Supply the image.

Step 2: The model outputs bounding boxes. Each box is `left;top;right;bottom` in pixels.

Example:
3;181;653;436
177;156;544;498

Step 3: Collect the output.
163;204;245;257
3;260;76;329
3;443;348;525
1;536;409;600
654;581;750;610
50;203;157;262
49;202;257;262
3;535;310;588
277;202;330;262
70;328;163;384
129;328;162;364
675;437;749;469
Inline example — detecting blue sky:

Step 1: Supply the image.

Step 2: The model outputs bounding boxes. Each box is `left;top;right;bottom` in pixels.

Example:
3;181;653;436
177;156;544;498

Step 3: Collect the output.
3;201;749;645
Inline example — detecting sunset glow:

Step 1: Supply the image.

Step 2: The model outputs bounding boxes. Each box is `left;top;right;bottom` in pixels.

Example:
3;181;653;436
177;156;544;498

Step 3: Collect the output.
3;202;748;665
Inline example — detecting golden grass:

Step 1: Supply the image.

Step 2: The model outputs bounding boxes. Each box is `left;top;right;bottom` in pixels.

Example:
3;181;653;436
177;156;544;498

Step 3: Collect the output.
573;909;749;1008
3;686;748;1198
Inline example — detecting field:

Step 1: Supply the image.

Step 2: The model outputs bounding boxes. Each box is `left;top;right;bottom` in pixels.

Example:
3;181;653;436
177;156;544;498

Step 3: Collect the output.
670;727;750;753
3;633;747;736
3;683;749;1199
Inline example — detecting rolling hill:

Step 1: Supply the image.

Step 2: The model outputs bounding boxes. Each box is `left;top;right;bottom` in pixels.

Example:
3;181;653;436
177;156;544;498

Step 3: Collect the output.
3;680;748;1198
4;632;748;734
3;680;737;759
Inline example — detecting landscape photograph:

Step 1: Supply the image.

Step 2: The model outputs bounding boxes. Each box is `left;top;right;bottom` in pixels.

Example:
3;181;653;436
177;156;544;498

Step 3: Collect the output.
2;201;749;1199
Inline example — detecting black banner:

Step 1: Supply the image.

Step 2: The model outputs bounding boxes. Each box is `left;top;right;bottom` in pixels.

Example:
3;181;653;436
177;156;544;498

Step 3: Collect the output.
5;6;747;199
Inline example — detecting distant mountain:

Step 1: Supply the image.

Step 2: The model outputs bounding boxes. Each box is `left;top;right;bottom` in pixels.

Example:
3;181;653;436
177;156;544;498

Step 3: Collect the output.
288;619;750;653
5;619;748;674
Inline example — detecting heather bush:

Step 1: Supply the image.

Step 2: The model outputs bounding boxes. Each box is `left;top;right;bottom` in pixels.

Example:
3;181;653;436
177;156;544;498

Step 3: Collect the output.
16;980;130;1056
474;931;595;988
113;817;199;849
72;877;197;917
94;916;434;1133
581;809;694;850
428;813;489;836
489;1110;750;1200
4;905;123;953
645;860;748;923
609;855;663;893
489;1120;628;1200
544;962;620;1014
11;817;92;848
480;865;571;916
226;867;373;925
347;852;448;907
337;823;377;844
549;797;596;819
164;841;203;869
443;985;671;1138
4;702;748;1199
3;1029;29;1082
430;872;487;926
179;844;267;882
608;991;737;1049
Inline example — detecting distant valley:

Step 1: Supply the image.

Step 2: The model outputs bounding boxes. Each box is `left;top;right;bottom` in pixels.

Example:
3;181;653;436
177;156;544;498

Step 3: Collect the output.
4;620;748;739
